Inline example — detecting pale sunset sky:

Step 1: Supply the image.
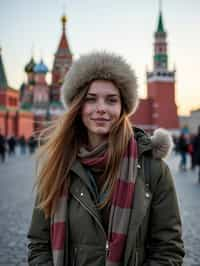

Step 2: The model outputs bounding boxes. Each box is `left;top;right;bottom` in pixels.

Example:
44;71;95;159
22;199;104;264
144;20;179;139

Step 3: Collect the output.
1;0;200;115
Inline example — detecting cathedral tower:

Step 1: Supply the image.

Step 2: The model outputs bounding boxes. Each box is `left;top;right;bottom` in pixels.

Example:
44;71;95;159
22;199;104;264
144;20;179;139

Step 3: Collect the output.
51;14;73;103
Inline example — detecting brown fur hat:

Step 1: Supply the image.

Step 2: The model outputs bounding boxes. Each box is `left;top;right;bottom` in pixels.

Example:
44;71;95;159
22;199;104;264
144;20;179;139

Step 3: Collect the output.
61;51;138;115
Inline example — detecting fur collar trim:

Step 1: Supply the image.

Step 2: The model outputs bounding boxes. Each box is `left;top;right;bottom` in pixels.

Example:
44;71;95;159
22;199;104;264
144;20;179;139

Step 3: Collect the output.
151;128;173;159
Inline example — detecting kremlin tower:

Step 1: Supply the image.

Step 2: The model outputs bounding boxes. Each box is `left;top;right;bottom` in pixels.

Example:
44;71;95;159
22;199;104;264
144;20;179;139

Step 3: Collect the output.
133;6;179;132
146;8;179;130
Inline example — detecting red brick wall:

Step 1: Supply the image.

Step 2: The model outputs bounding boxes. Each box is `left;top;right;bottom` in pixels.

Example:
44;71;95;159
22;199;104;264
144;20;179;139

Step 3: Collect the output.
0;110;34;138
147;81;179;129
0;89;19;108
0;93;6;106
0;111;6;134
7;112;16;137
17;111;34;139
129;98;154;132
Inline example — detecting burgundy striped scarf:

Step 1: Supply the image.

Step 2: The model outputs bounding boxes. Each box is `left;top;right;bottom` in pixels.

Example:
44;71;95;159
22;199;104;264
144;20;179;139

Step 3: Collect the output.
50;135;138;266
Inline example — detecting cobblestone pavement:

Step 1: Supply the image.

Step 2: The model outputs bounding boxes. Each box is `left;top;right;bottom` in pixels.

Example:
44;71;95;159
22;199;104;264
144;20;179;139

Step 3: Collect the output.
167;154;200;266
0;152;199;265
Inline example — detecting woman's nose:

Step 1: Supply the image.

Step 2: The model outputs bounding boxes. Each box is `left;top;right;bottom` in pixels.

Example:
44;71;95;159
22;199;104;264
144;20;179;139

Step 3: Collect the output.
96;101;106;113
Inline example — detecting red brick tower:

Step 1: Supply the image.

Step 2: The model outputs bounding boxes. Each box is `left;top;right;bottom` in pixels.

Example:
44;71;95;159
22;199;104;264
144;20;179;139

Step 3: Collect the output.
146;8;179;130
51;14;73;103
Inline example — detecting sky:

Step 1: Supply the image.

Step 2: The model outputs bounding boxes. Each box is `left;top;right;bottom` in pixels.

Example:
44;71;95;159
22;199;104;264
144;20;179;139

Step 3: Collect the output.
1;0;200;115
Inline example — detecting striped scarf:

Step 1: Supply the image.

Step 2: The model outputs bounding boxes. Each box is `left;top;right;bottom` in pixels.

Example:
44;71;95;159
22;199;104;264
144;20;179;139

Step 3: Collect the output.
50;135;138;266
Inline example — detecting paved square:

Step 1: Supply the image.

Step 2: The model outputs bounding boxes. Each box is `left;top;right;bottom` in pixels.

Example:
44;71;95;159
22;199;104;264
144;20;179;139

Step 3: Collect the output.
0;152;199;265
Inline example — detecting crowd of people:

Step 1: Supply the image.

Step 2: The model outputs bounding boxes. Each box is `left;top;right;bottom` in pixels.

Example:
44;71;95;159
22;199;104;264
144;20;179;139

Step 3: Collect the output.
1;126;200;180
0;132;38;163
173;125;200;182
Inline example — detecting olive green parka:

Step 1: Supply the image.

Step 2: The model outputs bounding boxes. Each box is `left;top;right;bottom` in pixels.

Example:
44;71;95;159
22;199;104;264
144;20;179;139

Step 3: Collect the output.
27;128;185;265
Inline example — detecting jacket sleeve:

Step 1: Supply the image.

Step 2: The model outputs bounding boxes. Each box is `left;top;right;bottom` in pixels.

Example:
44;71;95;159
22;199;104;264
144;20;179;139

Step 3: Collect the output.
143;161;185;266
27;199;53;266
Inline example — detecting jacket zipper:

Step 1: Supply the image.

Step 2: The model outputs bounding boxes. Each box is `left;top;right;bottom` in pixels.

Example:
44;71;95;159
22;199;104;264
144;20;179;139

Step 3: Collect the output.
73;247;78;266
135;250;138;266
106;240;109;256
72;193;107;242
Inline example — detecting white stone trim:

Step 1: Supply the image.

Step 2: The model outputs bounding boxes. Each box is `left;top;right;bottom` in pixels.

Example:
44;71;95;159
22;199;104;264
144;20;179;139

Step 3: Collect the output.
147;76;174;82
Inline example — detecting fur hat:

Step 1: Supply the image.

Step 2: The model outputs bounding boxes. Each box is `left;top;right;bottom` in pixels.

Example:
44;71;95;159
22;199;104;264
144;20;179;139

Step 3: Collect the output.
61;51;138;114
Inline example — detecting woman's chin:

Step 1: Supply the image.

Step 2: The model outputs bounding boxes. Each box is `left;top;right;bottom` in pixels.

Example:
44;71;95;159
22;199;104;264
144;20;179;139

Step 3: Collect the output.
92;127;110;136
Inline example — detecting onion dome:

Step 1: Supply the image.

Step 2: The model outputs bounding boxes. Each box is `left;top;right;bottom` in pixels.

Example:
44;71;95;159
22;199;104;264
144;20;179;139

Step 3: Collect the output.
25;57;36;73
34;59;48;74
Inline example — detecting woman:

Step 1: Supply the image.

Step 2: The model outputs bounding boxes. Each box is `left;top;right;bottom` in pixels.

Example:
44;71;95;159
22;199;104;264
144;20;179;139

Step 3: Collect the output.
27;51;185;265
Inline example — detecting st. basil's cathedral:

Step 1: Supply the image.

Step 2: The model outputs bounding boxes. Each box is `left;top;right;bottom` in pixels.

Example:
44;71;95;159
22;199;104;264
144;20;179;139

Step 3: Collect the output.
0;9;179;138
19;15;72;129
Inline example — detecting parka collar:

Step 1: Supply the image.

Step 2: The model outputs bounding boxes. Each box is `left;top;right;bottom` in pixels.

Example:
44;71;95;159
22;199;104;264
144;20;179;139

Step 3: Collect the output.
134;126;173;159
133;127;153;157
70;159;92;189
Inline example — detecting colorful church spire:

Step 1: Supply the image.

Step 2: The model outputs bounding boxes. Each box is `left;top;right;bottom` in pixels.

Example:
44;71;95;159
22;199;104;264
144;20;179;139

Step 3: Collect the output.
56;14;72;56
0;47;8;89
51;14;73;103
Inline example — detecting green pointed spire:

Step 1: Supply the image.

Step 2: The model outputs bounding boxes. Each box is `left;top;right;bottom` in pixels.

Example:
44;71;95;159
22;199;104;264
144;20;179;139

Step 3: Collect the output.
0;48;8;89
157;11;165;33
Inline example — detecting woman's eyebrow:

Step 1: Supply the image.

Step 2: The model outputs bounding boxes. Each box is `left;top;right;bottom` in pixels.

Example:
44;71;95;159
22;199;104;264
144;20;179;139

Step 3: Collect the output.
107;94;120;97
86;93;96;96
87;93;119;97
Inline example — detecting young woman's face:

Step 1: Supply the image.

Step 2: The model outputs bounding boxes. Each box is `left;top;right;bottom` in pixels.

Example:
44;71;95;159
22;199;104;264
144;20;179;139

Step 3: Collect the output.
81;80;122;144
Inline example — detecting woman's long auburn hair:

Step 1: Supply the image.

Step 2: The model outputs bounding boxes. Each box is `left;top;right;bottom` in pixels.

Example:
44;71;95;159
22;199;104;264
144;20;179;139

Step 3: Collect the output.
35;83;133;218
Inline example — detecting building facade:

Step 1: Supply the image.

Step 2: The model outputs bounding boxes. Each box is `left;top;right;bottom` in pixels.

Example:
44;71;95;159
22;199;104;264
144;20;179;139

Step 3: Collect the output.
179;108;200;134
0;48;33;138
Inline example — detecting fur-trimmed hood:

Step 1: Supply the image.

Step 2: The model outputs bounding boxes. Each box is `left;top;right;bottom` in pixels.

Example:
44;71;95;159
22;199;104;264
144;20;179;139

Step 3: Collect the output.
134;127;173;159
61;51;138;115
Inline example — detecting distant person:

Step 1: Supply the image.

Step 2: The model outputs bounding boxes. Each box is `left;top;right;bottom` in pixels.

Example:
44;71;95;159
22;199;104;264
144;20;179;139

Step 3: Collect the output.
172;134;179;154
0;131;6;162
188;134;195;170
7;136;16;156
27;51;184;265
193;125;200;183
18;135;27;155
178;133;188;171
28;135;37;154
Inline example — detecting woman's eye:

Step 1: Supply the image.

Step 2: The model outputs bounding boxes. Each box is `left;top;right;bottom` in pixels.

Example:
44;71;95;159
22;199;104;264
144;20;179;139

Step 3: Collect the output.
108;98;118;103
